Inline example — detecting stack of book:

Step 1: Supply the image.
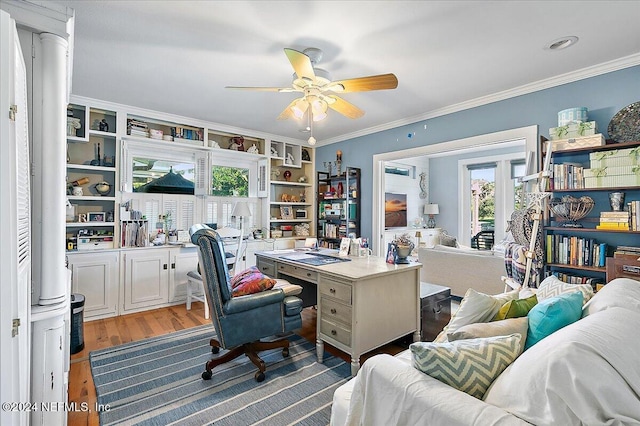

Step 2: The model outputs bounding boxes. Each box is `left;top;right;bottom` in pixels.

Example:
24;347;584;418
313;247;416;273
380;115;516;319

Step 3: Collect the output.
614;245;640;257
596;211;630;231
548;271;603;291
629;200;640;231
546;233;607;267
551;162;584;190
127;119;148;137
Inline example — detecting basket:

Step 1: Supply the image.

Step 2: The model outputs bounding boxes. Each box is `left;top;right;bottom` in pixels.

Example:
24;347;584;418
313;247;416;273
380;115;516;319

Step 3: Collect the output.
548;196;594;227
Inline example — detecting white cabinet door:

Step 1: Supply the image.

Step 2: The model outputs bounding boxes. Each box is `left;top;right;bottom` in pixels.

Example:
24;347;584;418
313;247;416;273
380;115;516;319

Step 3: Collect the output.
169;246;199;302
68;252;119;319
122;250;169;311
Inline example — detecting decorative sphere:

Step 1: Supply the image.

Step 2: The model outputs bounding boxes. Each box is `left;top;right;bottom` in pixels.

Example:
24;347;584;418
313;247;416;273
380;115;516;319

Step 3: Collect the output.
283;170;292;181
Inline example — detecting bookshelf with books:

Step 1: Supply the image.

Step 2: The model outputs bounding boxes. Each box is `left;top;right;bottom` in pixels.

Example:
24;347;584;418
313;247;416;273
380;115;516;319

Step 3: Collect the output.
316;167;361;249
543;140;640;286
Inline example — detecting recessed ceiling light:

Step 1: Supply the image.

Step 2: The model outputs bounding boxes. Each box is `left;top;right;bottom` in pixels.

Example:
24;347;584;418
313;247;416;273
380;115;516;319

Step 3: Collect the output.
546;36;579;51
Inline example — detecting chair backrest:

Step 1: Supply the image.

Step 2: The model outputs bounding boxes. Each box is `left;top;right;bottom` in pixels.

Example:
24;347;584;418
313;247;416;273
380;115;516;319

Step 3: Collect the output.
215;227;244;275
190;224;233;335
471;230;495;250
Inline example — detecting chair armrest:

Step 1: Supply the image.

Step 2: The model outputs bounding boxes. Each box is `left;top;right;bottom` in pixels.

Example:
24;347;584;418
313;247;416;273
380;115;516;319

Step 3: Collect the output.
223;289;284;314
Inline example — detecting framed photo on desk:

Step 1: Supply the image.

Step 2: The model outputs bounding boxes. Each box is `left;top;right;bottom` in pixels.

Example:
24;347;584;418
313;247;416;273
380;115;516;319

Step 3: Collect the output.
339;237;351;257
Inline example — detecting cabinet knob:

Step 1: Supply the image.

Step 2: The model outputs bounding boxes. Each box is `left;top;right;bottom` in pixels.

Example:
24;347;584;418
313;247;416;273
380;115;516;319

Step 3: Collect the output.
329;288;336;294
306;272;312;277
171;263;175;269
331;329;337;336
330;308;337;314
163;264;168;270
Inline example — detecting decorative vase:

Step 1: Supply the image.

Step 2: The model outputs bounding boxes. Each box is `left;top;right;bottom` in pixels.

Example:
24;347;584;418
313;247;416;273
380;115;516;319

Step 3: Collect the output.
393;243;414;264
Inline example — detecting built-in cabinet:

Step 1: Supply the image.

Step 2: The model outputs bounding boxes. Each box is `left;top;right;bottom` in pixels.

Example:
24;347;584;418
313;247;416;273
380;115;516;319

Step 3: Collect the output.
64;96;315;321
543;140;640;286
268;140;315;241
67;251;119;319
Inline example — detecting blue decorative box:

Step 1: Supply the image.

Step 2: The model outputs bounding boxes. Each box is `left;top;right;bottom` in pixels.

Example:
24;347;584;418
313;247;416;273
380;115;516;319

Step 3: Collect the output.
558;107;588;126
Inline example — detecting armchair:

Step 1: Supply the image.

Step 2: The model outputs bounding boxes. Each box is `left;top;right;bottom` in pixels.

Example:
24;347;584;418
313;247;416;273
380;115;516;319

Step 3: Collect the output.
189;224;303;382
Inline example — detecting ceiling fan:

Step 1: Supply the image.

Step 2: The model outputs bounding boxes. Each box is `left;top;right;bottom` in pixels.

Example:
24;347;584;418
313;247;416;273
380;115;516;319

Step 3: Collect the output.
226;47;398;143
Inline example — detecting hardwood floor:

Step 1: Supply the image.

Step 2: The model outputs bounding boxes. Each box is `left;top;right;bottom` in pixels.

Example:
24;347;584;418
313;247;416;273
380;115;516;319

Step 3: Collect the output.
67;302;408;426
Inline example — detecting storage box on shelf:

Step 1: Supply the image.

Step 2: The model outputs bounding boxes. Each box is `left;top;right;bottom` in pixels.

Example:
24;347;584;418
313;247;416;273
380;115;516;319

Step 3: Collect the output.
317;167;361;249
543;139;640;286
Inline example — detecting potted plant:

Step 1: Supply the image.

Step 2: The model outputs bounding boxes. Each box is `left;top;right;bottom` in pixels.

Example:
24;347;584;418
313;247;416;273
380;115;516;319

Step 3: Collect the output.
391;232;414;264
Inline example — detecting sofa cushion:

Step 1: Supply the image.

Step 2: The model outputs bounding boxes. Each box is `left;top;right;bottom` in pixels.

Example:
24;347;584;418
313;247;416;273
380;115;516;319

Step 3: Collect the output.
536;275;593;306
484;307;640;425
582;277;640;317
525;291;582;350
230;266;276;297
448;317;528;353
434;288;519;342
410;333;523;399
493;294;538;320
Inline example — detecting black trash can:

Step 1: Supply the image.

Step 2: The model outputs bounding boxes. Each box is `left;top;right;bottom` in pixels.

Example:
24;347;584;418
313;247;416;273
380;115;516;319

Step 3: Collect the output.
70;294;85;354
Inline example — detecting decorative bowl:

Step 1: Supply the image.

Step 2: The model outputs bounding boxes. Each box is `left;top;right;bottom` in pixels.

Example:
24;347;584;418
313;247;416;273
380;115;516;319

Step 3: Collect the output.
94;181;112;196
549;195;594;227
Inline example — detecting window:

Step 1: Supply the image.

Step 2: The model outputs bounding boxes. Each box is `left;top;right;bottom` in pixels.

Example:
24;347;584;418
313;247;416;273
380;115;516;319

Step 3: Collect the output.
132;157;195;194
459;153;526;247
211;165;249;196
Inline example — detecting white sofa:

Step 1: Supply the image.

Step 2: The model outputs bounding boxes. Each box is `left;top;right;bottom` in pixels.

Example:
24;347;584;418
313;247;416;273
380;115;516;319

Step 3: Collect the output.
331;278;640;426
419;245;506;297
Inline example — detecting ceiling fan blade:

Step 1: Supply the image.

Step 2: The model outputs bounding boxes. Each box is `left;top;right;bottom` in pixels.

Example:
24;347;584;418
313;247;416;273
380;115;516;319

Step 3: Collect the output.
329;73;398;93
284;48;316;81
327;96;365;119
277;99;301;120
225;86;296;93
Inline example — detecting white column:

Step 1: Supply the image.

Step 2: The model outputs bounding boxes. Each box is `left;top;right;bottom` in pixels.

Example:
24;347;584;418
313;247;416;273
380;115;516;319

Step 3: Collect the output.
37;33;67;305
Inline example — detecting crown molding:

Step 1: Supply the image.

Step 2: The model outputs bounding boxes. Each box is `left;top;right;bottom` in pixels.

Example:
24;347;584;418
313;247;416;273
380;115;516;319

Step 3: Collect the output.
318;53;640;146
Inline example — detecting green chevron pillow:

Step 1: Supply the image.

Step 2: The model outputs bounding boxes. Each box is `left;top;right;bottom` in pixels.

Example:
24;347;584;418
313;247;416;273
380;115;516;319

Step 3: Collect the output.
410;333;523;399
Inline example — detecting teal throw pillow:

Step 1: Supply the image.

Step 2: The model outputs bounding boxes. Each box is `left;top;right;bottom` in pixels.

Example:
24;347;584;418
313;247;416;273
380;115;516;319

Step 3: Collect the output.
525;291;582;350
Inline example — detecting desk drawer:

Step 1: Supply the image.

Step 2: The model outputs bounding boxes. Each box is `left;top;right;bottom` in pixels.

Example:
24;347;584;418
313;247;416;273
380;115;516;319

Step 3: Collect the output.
319;277;352;304
257;259;275;277
277;263;318;283
320;318;351;347
321;296;352;326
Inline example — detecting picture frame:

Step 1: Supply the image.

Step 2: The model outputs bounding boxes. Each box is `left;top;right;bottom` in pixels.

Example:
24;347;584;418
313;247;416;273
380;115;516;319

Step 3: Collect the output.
88;212;105;222
339;237;351;257
280;206;294;220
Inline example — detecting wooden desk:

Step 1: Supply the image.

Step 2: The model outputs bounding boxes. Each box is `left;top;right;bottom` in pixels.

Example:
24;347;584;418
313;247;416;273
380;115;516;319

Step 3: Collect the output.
256;250;421;376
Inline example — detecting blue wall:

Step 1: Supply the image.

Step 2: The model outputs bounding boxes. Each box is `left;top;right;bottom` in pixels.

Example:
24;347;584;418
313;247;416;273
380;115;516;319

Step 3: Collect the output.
316;66;640;245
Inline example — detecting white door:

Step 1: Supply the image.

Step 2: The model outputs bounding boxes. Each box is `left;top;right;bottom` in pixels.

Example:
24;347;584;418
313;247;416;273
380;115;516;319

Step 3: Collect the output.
68;252;119;319
0;11;31;426
122;250;169;311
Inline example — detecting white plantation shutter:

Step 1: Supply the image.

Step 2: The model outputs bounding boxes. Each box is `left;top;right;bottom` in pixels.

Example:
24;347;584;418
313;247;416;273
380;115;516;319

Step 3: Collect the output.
179;198;195;230
221;202;233;227
16;44;30;266
205;199;217;224
194;152;208;195
257;158;267;198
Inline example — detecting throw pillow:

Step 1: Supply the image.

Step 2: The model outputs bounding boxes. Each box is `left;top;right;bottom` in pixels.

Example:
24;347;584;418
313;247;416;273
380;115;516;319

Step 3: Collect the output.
582;277;640;318
448;317;528;353
439;232;458;247
230;266;276;297
493;294;538;321
434;288;519;342
410;333;523;399
525;291;583;350
536;275;593;306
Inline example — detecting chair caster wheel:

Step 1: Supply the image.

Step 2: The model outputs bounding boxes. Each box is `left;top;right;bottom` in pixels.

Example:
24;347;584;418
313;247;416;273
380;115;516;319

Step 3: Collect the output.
202;371;212;380
212;346;220;354
255;371;265;382
282;347;289;357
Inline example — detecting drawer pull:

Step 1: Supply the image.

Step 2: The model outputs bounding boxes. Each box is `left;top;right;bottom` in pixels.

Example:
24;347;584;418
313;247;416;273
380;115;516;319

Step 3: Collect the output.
306;272;312;277
331;329;337;336
261;266;268;271
330;308;337;314
433;304;442;314
330;288;336;294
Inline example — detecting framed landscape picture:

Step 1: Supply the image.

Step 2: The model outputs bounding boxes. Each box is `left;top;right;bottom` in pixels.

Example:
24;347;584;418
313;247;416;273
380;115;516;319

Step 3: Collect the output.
385;192;407;228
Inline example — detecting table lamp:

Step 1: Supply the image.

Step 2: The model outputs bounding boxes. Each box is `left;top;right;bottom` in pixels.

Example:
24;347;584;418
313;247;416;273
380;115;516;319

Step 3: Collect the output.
231;201;252;237
423;203;439;228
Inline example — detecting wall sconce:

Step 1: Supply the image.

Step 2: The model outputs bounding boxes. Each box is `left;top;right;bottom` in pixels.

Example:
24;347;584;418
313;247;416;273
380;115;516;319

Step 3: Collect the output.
423;203;439;228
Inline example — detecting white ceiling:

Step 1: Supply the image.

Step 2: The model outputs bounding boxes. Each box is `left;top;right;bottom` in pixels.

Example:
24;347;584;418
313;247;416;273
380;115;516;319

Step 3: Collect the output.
54;1;640;146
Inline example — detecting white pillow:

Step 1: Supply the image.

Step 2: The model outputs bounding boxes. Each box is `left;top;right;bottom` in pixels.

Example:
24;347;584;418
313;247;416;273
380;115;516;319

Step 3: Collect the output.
434;288;519;342
410;333;523;399
582;277;640;317
447;317;528;353
536;275;593;306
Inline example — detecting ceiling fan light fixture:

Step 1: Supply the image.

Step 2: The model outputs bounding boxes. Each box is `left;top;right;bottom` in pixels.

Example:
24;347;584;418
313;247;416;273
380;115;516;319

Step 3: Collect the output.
291;99;308;119
308;136;316;145
311;99;328;122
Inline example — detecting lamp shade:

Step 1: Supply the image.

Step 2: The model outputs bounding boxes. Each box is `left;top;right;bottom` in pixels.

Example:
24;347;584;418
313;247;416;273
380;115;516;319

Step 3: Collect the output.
423;204;439;215
231;201;252;218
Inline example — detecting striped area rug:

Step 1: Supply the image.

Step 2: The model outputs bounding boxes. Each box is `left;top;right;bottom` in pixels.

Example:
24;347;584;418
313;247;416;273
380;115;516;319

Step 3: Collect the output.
89;325;350;426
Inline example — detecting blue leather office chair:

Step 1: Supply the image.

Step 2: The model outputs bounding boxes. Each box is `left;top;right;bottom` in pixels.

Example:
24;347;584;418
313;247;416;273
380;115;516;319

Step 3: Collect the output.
189;224;303;382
